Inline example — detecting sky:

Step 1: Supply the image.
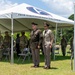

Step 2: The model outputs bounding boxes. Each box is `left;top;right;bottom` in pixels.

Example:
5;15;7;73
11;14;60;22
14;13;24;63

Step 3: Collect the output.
0;0;74;18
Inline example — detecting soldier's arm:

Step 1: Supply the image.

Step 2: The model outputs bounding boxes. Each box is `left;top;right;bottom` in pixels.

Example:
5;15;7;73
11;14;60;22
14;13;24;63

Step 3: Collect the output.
50;30;54;46
38;30;43;46
25;36;28;46
1;36;3;45
30;31;33;43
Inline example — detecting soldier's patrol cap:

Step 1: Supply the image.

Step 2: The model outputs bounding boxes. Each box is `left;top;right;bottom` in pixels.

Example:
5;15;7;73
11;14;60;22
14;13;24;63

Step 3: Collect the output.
44;22;49;27
5;31;8;33
31;22;38;25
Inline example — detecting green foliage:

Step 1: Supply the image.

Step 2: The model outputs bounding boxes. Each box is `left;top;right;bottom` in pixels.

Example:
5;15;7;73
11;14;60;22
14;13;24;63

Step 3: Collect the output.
13;32;30;40
56;42;60;45
25;32;30;39
68;14;74;20
64;14;74;43
62;28;73;42
55;14;74;44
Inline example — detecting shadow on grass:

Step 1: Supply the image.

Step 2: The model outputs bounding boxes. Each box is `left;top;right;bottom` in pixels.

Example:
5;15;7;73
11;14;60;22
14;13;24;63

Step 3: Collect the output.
15;54;45;64
53;55;71;61
1;54;71;64
38;66;58;69
50;67;58;69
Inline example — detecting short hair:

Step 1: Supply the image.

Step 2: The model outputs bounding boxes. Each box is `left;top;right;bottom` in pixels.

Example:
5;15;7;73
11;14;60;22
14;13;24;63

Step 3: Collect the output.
31;22;38;25
21;31;25;35
17;34;19;37
5;31;8;33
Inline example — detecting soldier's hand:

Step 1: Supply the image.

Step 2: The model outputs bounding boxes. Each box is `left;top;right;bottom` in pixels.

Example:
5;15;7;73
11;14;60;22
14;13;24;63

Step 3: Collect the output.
50;44;52;48
38;45;40;49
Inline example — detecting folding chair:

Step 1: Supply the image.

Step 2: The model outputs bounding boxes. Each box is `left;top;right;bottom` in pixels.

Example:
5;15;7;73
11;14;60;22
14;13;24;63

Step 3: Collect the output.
67;48;71;55
18;48;30;63
3;47;10;60
55;46;60;54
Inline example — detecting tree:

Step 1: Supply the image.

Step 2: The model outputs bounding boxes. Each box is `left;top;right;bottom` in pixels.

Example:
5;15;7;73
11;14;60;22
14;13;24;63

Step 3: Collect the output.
68;14;74;20
56;14;74;44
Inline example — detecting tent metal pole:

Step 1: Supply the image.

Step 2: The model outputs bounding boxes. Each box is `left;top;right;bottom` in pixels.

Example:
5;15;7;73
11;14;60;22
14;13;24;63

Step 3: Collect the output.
11;12;14;64
61;28;62;37
74;3;75;71
54;23;58;60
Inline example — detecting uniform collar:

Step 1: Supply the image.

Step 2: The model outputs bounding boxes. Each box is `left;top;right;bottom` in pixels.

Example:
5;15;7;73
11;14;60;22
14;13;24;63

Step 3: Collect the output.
44;29;49;32
33;28;38;32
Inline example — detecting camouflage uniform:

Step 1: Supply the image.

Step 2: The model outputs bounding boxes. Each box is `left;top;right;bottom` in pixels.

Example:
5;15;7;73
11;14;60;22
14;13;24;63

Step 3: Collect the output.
61;36;67;56
0;35;3;48
3;32;11;60
30;29;42;67
3;35;11;48
20;35;28;52
0;35;3;60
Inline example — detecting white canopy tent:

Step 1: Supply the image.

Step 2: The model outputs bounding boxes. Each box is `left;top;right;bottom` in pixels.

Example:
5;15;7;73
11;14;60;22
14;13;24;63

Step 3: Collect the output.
0;3;74;32
0;3;74;64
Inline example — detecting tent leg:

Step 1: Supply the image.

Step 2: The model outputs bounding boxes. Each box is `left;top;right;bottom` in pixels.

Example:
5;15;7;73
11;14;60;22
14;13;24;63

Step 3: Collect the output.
74;3;75;71
61;28;62;36
11;13;14;64
54;23;58;60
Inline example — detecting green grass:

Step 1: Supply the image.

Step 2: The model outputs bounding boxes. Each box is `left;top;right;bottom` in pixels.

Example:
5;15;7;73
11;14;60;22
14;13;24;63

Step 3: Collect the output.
0;47;75;75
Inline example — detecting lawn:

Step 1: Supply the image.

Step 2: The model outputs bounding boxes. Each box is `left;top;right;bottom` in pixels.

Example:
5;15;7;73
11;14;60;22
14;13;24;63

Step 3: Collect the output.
0;46;75;75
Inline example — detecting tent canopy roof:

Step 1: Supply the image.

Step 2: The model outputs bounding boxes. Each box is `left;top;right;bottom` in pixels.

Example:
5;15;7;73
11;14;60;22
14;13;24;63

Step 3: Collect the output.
0;3;74;33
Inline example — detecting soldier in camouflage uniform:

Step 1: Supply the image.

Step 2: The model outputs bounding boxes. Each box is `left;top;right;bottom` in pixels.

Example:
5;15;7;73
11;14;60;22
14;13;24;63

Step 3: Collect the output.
61;35;67;56
0;31;3;60
3;31;11;48
0;31;3;48
3;31;11;59
20;31;28;52
30;22;42;68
